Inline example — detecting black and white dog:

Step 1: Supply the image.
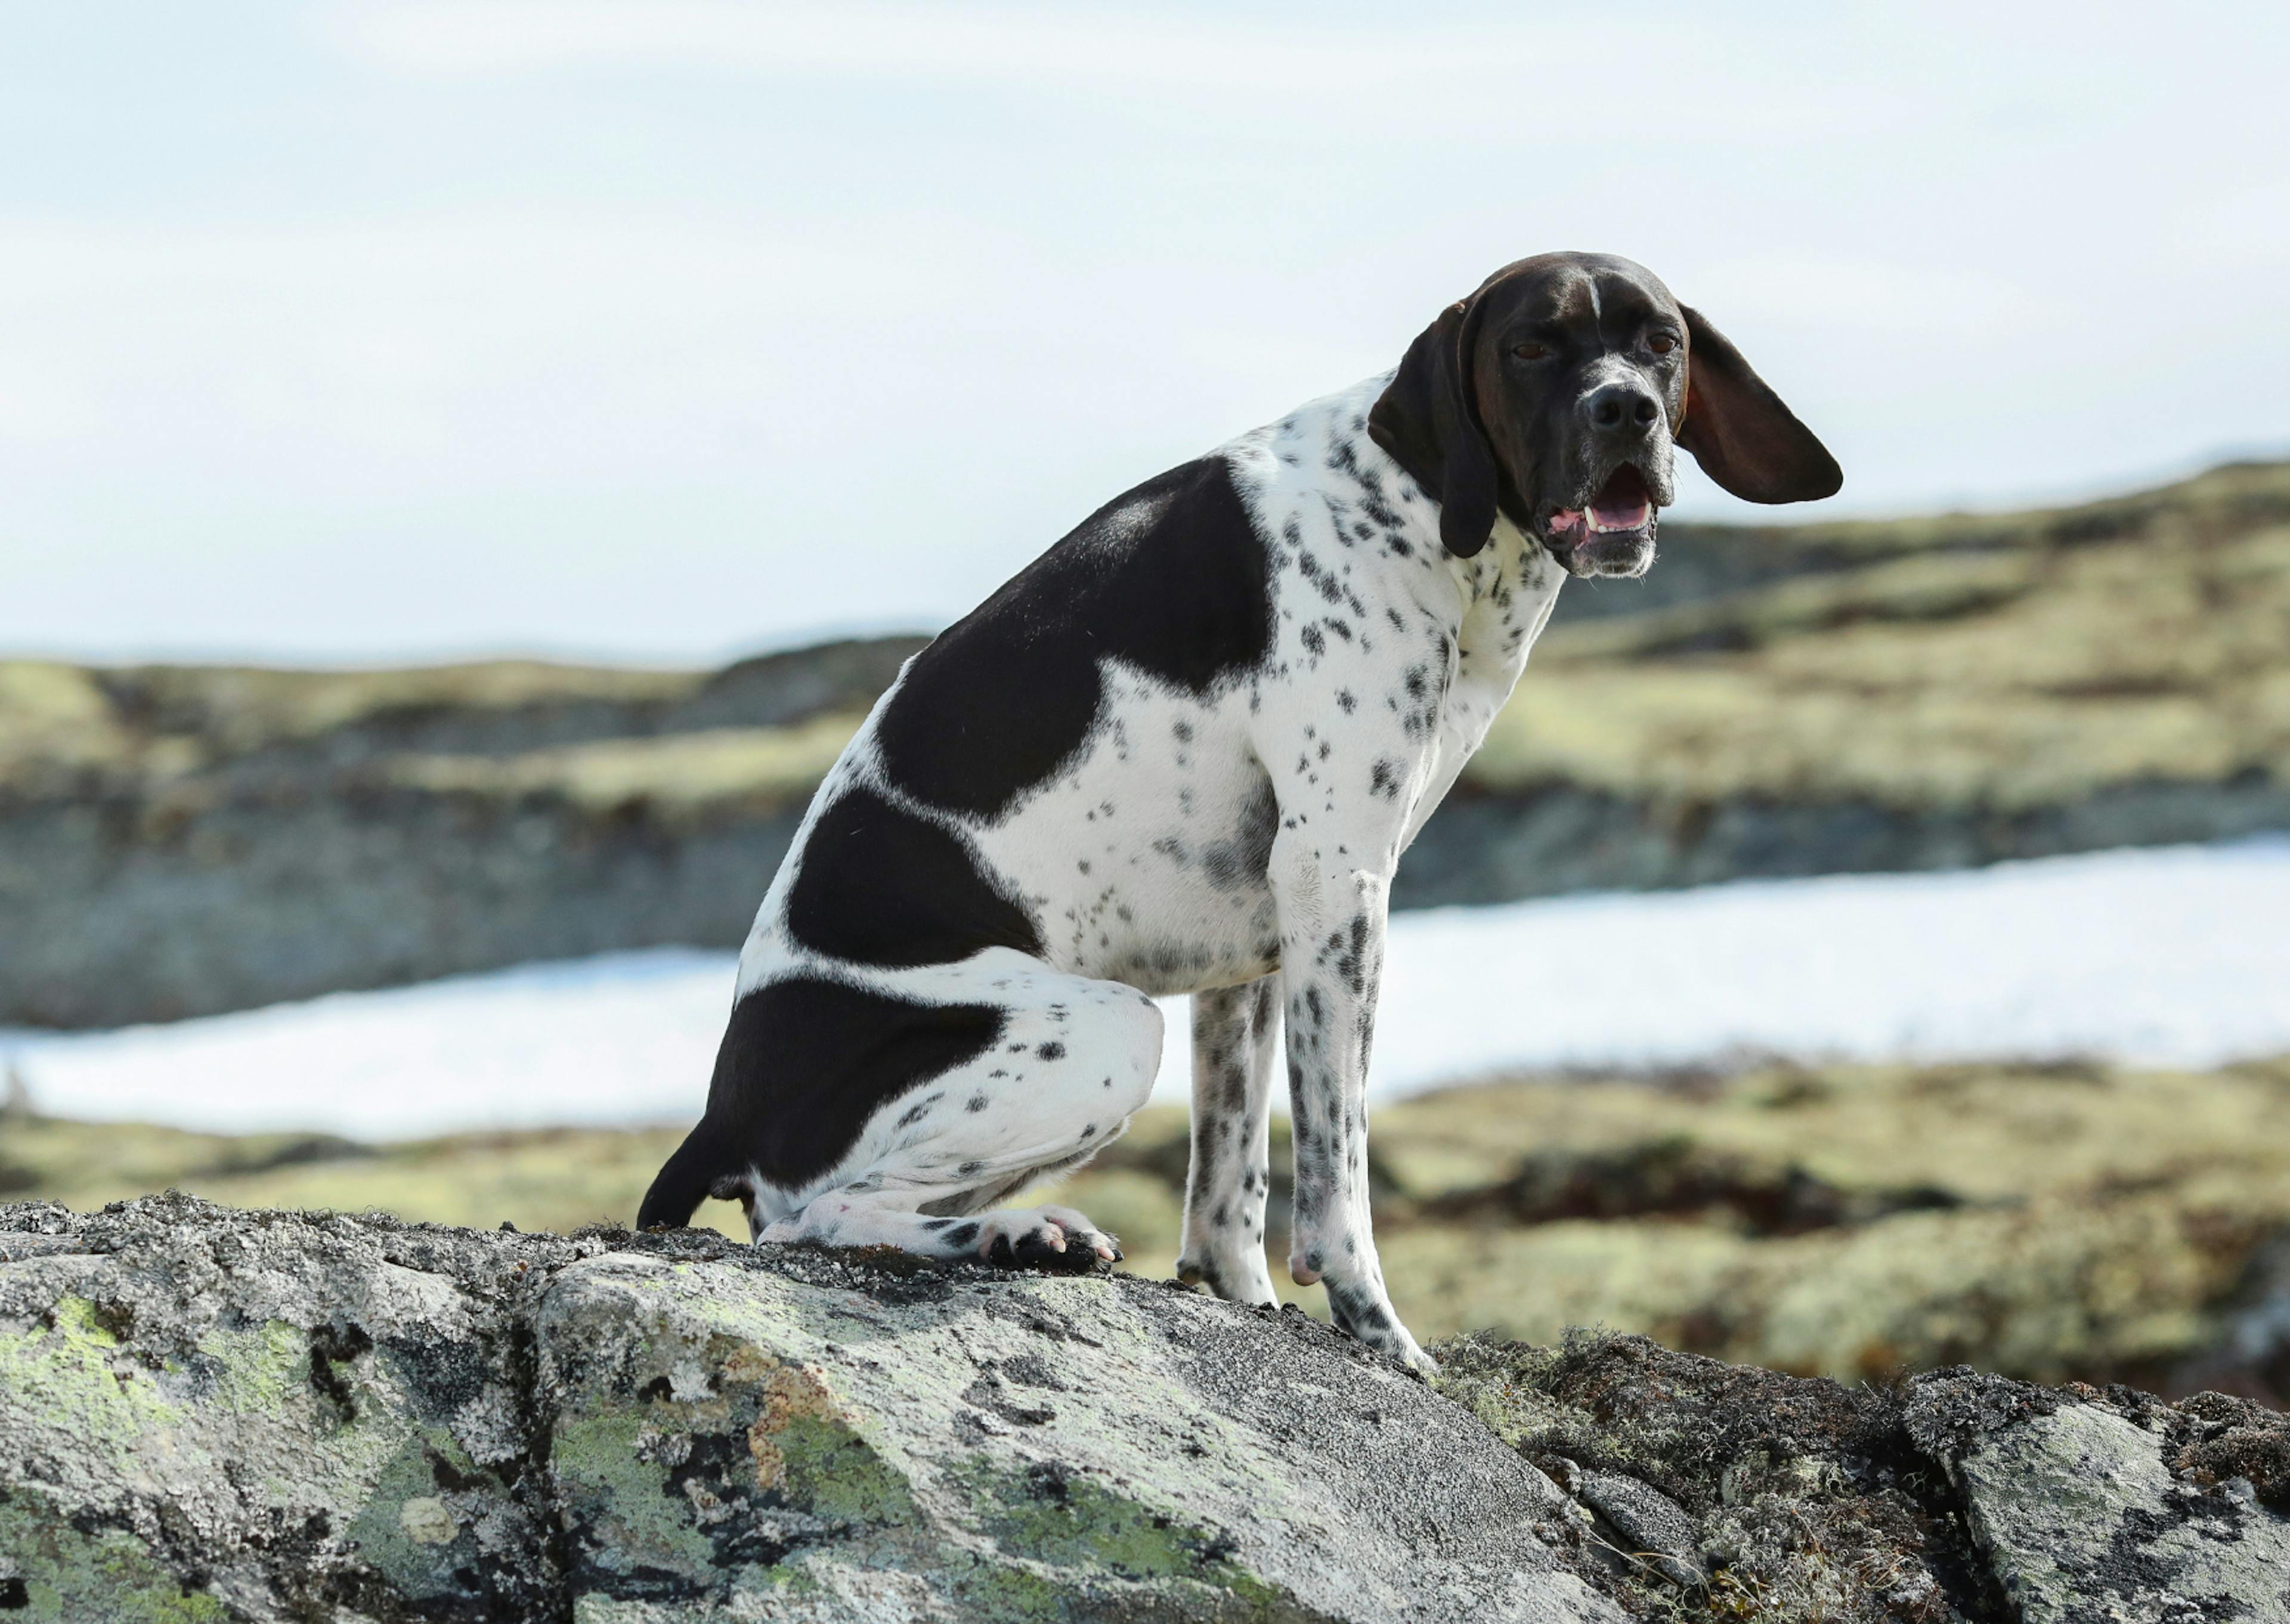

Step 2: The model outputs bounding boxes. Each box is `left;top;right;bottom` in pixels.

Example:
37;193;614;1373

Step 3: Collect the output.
641;252;1840;1369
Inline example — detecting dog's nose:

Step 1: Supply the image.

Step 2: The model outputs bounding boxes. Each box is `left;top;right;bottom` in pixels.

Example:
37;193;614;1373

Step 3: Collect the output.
1583;382;1661;438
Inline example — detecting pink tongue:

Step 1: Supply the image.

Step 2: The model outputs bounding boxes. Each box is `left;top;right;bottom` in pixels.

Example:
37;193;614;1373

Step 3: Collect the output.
1590;497;1651;531
1551;509;1585;531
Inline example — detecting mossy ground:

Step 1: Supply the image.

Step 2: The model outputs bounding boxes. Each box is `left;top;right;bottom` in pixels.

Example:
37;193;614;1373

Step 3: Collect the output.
7;461;2286;819
11;1050;2288;1394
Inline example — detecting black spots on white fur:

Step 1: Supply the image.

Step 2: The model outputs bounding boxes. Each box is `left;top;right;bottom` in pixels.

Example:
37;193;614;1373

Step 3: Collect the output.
1393;664;1444;741
874;455;1273;819
1384;606;1404;632
1323;618;1351;643
1336;689;1357;714
1299;624;1325;658
959;1160;986;1177
1295;549;1345;607
1325;1279;1396;1343
967;1093;991;1113
1369;758;1403;801
1037;1042;1066;1061
1323;913;1373;996
943;1222;981;1249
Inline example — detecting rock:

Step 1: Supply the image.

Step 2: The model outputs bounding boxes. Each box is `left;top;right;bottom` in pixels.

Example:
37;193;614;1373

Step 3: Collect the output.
1913;1385;2290;1623
0;1195;1615;1623
5;1197;2290;1622
1438;1333;2290;1624
1571;1471;1703;1588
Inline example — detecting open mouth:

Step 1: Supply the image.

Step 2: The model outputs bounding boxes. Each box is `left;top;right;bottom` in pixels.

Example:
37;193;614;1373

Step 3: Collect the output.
1545;464;1654;546
1541;464;1658;576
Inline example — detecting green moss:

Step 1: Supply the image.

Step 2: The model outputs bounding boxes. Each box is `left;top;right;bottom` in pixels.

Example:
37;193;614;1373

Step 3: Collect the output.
195;1318;305;1418
0;1496;225;1622
772;1411;915;1526
550;1408;723;1579
0;1297;183;1444
955;1456;1279;1607
344;1427;506;1599
385;712;865;822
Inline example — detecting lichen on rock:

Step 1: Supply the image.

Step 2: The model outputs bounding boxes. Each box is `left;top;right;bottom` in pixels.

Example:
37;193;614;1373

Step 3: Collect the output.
4;1196;2288;1622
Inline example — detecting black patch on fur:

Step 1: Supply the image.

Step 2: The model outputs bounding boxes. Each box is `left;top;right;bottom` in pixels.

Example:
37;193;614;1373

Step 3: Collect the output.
875;457;1276;818
638;978;1004;1223
787;787;1043;967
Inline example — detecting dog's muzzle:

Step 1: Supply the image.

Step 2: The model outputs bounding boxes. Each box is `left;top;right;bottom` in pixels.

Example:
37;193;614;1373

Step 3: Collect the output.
1541;463;1660;578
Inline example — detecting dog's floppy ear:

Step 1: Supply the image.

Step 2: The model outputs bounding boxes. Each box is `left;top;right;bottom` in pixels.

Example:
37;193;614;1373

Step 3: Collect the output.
1676;305;1843;504
1369;296;1499;557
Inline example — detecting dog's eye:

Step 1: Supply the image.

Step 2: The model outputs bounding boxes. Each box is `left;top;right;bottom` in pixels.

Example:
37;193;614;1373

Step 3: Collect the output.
1648;332;1679;355
1512;342;1551;361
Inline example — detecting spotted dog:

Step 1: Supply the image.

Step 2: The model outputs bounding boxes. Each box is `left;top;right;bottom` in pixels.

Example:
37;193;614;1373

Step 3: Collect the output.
640;252;1841;1369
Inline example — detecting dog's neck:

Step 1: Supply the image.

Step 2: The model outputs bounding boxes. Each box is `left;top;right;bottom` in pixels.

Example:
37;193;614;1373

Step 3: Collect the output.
1225;374;1567;732
1327;374;1564;625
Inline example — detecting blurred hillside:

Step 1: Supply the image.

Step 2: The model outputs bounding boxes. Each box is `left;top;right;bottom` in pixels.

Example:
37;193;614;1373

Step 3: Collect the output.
4;460;2287;1028
10;1053;2288;1403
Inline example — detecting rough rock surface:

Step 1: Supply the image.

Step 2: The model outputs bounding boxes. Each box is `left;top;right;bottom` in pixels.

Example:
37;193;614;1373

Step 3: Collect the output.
3;1197;2288;1623
0;1197;1613;1623
1913;1379;2290;1623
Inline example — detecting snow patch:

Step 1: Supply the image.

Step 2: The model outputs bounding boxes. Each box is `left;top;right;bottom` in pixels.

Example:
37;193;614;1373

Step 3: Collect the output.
5;841;2286;1140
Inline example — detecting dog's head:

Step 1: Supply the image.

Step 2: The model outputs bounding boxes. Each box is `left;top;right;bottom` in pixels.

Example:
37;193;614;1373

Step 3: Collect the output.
1367;252;1841;577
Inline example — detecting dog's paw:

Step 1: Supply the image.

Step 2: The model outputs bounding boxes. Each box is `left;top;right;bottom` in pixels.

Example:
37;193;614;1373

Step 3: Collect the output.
974;1207;1119;1274
1176;1250;1278;1307
1323;1276;1435;1374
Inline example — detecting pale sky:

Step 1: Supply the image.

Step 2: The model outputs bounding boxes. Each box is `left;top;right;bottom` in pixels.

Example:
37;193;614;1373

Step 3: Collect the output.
4;2;2286;666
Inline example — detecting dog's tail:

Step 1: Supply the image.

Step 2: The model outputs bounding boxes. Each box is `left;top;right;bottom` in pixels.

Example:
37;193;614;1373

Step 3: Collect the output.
637;1128;723;1233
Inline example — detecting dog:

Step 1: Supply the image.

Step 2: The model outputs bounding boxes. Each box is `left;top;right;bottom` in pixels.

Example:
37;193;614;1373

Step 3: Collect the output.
640;251;1840;1370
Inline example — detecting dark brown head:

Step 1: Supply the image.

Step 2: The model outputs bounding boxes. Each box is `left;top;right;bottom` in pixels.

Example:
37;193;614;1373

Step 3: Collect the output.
1366;252;1842;578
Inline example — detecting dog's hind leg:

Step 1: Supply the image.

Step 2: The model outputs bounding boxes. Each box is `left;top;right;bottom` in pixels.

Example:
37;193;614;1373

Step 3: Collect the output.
1175;976;1279;1305
759;960;1165;1271
762;1193;1121;1270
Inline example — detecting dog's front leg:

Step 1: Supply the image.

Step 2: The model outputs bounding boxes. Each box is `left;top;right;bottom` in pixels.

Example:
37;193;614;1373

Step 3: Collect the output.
1268;832;1429;1372
1177;976;1280;1304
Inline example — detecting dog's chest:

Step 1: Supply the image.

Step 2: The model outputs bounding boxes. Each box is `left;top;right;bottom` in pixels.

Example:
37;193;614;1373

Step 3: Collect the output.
1401;520;1562;842
965;672;1283;994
